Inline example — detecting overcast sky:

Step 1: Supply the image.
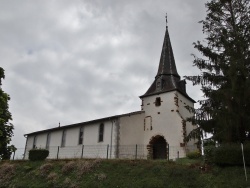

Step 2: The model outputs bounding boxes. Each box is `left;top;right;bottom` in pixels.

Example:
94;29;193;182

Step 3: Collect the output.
1;0;208;148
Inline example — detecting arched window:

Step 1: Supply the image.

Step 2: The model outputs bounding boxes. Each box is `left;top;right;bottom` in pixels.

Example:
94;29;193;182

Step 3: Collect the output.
98;123;104;142
46;133;51;149
61;130;67;147
78;127;84;145
144;116;152;131
33;135;37;149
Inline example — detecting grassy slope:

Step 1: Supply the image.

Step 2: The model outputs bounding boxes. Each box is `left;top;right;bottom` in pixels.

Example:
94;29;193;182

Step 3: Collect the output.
0;158;250;188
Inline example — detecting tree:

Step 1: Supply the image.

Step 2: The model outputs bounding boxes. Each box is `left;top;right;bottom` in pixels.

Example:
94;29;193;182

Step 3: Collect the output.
0;67;15;159
185;0;250;143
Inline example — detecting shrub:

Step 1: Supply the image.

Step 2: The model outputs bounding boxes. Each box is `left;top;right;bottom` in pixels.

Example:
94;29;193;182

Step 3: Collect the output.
29;149;49;161
204;145;216;164
213;143;250;166
186;150;201;159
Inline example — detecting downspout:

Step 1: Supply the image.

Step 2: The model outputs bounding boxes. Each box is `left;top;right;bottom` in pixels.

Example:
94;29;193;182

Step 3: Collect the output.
23;134;28;160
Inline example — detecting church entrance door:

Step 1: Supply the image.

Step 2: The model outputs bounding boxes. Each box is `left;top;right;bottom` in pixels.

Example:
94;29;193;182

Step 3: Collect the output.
148;135;168;159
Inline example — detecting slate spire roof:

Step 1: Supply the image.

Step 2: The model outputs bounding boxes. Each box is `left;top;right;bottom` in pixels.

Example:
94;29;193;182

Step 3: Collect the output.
140;17;195;102
156;22;180;80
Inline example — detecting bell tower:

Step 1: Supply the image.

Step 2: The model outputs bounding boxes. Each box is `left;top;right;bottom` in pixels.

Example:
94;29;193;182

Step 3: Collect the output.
140;15;196;159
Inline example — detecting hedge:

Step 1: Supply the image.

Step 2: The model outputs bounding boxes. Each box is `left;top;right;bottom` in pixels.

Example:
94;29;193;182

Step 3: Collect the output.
213;143;250;166
186;150;201;159
29;149;49;161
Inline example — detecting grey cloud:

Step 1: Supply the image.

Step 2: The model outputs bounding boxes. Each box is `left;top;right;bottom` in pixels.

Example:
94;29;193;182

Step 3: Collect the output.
0;0;207;149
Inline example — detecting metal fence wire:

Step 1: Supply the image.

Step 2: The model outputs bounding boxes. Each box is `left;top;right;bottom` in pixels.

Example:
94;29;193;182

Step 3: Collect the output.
11;145;198;160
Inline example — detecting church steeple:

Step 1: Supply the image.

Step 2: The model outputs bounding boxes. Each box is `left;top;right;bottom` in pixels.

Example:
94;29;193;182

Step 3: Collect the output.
156;15;180;80
140;15;193;101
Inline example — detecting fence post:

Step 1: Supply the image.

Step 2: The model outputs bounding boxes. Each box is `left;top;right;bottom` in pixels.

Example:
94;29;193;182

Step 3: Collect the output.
57;146;60;160
106;144;109;159
12;151;16;160
81;145;84;158
135;144;138;160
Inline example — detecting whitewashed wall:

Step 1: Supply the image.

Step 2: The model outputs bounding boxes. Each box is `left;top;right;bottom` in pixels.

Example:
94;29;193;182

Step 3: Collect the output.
24;118;119;159
142;91;182;145
118;112;146;159
119;112;145;145
141;91;195;158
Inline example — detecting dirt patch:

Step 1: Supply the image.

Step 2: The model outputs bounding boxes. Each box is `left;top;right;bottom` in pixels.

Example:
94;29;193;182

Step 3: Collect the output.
0;163;16;185
40;163;53;176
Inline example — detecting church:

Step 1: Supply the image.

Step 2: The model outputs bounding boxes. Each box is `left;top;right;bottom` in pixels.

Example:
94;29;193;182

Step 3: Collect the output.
23;18;197;160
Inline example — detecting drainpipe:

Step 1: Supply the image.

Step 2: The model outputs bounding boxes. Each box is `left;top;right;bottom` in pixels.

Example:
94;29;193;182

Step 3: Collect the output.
23;134;28;160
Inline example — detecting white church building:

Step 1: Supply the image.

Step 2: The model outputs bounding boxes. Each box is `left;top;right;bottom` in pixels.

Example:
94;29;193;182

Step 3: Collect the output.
24;19;197;160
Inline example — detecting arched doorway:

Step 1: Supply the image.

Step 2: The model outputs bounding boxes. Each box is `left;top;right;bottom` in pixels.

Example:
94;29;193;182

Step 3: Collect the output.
147;135;168;159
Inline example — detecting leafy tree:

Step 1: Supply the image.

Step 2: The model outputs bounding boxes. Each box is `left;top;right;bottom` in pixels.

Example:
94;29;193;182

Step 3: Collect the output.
0;67;15;159
185;0;250;143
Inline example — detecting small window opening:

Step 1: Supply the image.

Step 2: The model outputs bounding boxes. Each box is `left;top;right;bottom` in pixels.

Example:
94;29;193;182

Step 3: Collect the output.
155;97;161;106
33;135;37;149
61;130;67;147
98;123;104;142
79;127;84;145
141;100;144;107
46;133;51;149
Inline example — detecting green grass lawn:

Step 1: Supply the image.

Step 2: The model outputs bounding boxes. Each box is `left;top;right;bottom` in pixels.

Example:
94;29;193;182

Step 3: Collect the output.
0;158;249;188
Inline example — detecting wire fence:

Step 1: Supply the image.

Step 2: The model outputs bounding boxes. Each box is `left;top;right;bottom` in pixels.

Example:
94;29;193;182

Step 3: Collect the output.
11;145;198;160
